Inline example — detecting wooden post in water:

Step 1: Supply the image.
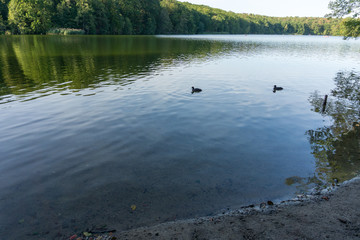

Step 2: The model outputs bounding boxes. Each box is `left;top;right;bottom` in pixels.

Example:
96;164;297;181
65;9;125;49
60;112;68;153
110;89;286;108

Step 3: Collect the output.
322;95;328;113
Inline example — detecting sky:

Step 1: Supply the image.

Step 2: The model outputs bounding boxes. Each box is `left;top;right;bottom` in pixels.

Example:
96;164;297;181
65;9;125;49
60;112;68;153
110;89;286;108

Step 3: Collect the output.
177;0;332;17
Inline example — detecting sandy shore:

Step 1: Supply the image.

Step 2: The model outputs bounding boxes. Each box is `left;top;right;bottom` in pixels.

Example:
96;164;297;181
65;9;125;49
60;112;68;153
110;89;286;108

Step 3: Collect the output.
112;178;360;240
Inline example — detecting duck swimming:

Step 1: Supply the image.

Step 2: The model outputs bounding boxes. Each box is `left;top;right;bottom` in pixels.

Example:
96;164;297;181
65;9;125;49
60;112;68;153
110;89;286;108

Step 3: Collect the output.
192;86;202;93
273;85;283;92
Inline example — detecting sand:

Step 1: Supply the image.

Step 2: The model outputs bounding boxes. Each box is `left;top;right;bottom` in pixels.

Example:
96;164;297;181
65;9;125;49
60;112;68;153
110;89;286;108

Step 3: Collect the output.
113;177;360;240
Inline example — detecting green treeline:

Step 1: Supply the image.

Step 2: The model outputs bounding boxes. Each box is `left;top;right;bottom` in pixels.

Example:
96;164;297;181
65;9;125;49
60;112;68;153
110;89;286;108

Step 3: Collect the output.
0;0;344;35
165;2;343;35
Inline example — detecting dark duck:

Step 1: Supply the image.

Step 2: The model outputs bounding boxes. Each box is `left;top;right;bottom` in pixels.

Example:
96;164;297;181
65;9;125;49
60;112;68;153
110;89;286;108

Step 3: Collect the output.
273;85;283;92
192;86;202;93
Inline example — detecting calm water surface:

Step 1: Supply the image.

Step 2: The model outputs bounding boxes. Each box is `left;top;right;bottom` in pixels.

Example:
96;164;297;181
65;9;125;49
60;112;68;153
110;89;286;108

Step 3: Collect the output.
1;35;360;239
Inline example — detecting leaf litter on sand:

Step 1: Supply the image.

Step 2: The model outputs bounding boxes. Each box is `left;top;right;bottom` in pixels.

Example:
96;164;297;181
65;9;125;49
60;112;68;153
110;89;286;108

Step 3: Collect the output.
68;227;117;240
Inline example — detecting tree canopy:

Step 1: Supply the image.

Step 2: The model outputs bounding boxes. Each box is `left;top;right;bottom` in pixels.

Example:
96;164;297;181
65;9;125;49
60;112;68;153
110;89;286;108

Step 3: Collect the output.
328;0;360;18
328;0;360;38
0;0;344;36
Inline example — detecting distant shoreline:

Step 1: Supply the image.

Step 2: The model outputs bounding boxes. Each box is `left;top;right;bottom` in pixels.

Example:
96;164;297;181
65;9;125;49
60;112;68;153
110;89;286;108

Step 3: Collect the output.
1;0;342;36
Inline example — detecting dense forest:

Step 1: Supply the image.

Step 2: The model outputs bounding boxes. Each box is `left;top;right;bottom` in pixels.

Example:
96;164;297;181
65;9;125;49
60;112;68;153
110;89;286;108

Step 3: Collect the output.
0;0;345;35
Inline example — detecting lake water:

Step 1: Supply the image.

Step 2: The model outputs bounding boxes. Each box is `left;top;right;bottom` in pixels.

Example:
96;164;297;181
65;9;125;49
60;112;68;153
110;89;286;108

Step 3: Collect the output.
1;35;360;239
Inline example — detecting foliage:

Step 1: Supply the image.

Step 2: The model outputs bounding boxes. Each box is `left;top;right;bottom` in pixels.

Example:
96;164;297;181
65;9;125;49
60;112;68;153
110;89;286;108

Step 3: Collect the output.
0;15;5;34
340;18;360;38
161;0;342;35
8;0;53;34
0;0;9;21
53;0;77;29
0;0;345;35
327;0;360;38
75;0;96;34
327;0;360;18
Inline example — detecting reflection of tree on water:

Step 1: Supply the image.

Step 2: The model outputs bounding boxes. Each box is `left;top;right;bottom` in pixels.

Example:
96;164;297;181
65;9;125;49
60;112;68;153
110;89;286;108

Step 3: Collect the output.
0;36;174;102
0;36;249;104
287;71;360;191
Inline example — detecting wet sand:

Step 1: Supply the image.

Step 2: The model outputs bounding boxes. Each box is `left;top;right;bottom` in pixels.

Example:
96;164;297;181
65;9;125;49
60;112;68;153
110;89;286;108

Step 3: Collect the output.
114;177;360;240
